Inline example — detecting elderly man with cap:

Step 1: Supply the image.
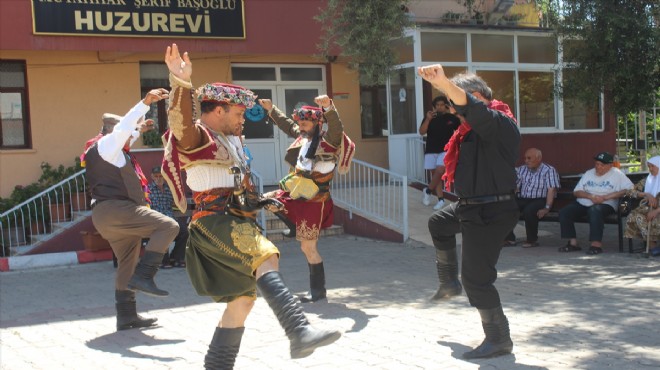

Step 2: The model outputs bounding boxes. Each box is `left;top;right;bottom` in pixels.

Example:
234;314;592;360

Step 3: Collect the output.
258;96;354;304
162;43;340;369
558;151;634;255
80;88;180;331
148;166;189;268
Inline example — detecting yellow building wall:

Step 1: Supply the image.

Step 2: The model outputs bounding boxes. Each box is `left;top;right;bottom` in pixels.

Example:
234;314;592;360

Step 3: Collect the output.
0;51;387;198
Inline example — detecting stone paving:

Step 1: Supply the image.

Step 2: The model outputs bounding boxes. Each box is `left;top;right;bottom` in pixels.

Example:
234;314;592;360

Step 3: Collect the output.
2;214;659;370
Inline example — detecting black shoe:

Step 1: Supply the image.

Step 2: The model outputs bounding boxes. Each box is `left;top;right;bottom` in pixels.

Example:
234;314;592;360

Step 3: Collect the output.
298;262;327;303
204;327;244;370
430;248;462;301
257;271;340;359
127;251;169;297
462;306;513;359
115;290;158;331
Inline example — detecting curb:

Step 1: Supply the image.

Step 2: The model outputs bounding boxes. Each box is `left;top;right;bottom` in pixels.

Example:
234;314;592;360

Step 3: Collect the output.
0;249;113;272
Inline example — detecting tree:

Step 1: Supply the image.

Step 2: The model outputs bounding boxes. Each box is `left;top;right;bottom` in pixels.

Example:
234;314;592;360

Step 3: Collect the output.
316;0;413;86
555;0;659;116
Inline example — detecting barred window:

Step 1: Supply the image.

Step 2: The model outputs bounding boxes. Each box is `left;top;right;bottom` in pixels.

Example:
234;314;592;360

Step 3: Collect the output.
0;60;31;149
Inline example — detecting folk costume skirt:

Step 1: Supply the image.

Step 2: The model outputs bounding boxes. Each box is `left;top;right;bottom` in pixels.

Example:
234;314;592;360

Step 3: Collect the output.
186;213;279;303
274;189;334;241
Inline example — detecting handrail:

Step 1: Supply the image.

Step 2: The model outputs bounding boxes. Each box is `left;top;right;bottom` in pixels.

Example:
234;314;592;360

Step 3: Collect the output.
1;170;88;257
330;159;408;241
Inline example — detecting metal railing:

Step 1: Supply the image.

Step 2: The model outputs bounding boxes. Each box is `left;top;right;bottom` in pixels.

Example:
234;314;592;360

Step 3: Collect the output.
330;159;408;241
0;170;88;257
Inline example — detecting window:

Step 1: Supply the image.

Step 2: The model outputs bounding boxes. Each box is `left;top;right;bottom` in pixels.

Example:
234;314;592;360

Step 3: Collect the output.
390;36;414;64
0;60;30;149
518;36;557;64
474;70;516;117
360;85;387;138
139;63;169;135
518;71;556;128
421;32;467;62
561;69;601;130
472;34;514;63
390;67;417;134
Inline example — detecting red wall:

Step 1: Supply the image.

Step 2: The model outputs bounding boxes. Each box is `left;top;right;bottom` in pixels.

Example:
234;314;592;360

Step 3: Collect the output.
0;0;325;55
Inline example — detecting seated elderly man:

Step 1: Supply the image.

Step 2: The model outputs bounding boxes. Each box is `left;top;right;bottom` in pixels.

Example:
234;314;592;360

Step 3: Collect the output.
558;152;633;255
504;148;560;248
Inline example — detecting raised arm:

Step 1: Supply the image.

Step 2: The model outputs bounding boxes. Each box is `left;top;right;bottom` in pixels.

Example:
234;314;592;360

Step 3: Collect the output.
165;43;204;150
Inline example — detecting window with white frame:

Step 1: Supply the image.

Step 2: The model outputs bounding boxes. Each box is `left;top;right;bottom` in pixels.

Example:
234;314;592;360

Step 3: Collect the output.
415;31;602;131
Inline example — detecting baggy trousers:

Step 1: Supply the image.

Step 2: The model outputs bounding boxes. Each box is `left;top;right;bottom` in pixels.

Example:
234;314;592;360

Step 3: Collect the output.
92;199;179;290
428;199;519;309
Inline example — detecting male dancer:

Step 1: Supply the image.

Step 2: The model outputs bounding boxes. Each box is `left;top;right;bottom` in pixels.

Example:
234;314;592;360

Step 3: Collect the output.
161;44;340;369
82;89;179;331
258;98;354;303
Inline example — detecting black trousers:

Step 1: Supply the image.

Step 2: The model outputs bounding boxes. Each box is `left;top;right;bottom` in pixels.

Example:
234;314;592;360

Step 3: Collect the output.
505;197;545;242
428;199;519;309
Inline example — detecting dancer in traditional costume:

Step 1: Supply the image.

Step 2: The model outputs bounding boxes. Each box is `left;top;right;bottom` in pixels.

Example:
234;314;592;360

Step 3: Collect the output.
81;89;179;331
258;98;355;303
161;44;340;369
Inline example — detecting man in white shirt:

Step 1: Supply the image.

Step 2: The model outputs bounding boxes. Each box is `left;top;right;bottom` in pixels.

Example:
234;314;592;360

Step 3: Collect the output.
82;89;180;331
558;152;633;255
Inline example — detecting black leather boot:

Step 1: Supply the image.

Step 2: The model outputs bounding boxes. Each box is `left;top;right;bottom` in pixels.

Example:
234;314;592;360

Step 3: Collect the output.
115;290;158;331
204;327;245;370
127;251;169;297
299;262;327;303
430;248;462;301
463;306;513;359
257;271;341;359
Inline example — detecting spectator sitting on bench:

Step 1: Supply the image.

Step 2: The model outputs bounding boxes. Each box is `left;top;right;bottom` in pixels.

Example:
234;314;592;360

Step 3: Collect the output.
558;152;633;255
624;156;660;256
504;148;560;248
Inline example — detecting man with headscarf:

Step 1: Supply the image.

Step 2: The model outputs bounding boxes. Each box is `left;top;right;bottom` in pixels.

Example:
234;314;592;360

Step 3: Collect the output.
558;152;633;255
258;97;354;303
161;44;340;369
624;156;660;254
419;65;520;359
81;88;180;331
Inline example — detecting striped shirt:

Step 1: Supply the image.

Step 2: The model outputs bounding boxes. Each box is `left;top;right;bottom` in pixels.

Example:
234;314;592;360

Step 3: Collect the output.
516;163;561;199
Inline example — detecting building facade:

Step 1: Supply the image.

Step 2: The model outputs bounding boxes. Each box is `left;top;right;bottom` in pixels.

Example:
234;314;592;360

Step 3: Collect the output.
0;0;616;198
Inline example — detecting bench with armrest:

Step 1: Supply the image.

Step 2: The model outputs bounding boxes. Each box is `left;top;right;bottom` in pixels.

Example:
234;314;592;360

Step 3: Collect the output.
523;173;648;253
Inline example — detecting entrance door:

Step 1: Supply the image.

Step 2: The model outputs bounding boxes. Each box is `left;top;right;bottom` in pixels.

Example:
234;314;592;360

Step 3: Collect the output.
241;86;323;185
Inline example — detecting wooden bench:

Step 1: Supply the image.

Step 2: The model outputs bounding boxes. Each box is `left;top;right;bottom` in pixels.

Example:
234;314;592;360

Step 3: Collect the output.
521;173;648;253
531;191;629;252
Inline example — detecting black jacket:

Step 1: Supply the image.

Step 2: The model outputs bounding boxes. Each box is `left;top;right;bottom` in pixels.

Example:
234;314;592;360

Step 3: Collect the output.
453;93;520;198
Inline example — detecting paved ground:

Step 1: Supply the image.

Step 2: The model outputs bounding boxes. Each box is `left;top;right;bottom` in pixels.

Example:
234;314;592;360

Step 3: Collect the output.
1;196;660;369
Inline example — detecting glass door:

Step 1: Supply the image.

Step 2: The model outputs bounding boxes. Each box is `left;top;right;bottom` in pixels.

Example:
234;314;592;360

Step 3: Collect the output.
242;87;282;184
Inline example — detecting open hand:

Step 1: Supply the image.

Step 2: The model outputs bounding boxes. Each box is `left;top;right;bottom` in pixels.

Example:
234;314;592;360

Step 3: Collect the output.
165;43;192;81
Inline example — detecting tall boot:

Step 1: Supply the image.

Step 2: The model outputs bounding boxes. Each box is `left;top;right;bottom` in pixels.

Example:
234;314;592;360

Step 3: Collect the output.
463;306;513;359
115;290;158;331
299;262;327;303
430;248;462;301
204;327;244;370
127;251;169;297
256;271;341;359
